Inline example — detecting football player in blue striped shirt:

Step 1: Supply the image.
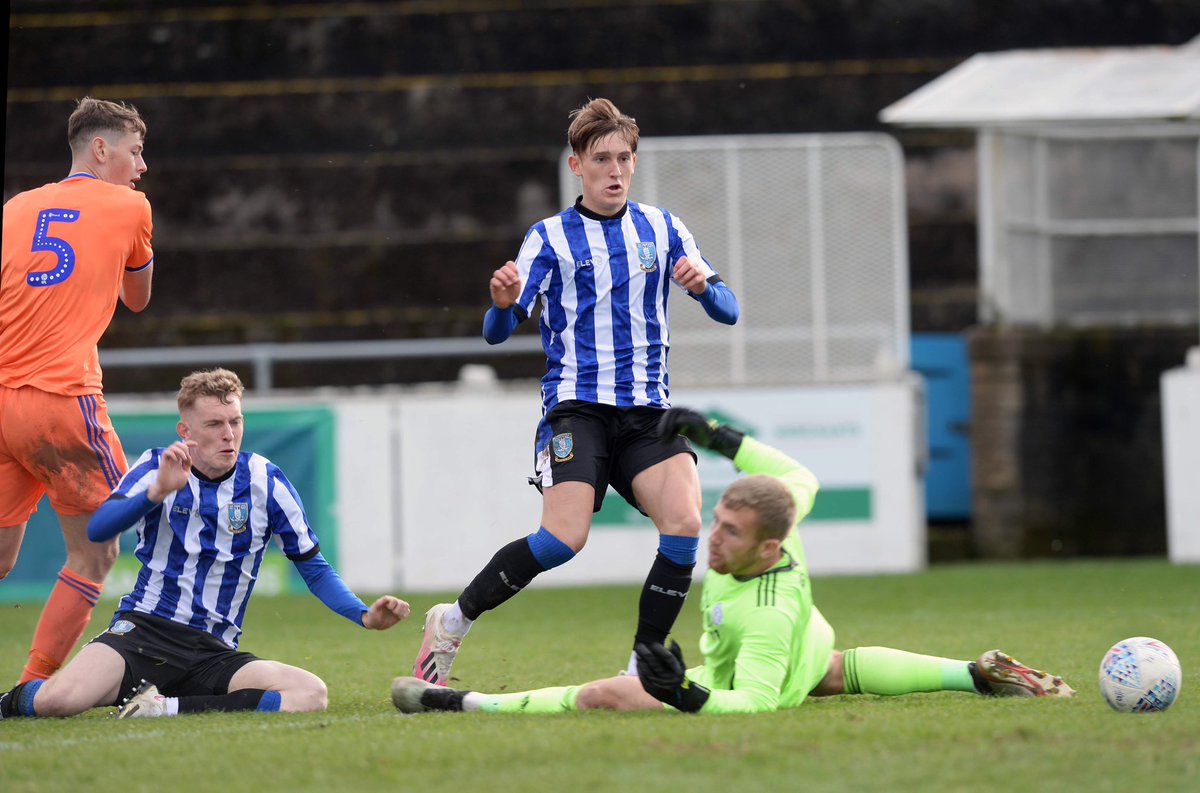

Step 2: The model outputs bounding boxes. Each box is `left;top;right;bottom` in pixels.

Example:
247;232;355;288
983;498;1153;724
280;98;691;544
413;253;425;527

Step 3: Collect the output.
414;98;739;686
0;368;410;720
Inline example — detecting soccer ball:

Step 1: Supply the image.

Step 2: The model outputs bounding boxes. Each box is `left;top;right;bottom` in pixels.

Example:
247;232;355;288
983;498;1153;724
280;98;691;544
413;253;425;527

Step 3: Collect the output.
1098;637;1182;713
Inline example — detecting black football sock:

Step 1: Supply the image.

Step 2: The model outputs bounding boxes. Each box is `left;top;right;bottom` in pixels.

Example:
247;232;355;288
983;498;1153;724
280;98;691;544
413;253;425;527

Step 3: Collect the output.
176;688;276;713
634;553;694;646
456;537;546;621
0;680;45;718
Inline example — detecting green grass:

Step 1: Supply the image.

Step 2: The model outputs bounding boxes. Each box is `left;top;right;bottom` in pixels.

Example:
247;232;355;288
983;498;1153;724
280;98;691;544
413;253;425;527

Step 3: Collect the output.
2;559;1197;792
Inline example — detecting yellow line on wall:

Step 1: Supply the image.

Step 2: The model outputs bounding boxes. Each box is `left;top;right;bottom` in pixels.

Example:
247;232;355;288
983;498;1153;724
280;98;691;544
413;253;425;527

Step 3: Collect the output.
7;58;956;103
11;0;731;28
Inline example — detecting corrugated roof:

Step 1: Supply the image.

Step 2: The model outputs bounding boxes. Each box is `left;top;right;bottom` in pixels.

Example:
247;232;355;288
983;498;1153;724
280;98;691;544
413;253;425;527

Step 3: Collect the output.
881;40;1200;127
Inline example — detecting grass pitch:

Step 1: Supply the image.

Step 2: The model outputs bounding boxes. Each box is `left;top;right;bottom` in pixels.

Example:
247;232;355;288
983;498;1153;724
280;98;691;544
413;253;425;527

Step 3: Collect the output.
1;559;1196;792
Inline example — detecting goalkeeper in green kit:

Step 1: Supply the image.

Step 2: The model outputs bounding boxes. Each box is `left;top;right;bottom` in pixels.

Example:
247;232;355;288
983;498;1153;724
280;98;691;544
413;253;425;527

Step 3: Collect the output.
392;409;1075;715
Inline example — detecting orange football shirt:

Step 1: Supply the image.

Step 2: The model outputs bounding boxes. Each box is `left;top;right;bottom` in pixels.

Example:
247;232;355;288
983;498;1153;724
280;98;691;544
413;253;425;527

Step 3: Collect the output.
1;174;153;396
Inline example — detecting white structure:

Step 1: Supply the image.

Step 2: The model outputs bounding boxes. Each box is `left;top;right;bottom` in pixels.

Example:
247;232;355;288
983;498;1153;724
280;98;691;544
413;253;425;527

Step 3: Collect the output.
1162;349;1200;564
883;40;1200;565
882;40;1200;327
561;134;912;384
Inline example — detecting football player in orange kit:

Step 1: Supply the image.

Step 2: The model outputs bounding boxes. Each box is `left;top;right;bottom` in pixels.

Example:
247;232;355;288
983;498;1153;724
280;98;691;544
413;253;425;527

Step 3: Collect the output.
1;97;155;682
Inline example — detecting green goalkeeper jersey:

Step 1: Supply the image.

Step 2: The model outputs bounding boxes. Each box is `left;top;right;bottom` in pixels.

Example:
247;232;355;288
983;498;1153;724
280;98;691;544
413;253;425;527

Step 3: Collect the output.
694;436;824;714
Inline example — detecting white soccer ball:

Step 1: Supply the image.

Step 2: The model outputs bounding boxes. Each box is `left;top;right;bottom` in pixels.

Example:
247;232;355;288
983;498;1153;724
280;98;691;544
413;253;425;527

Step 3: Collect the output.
1098;637;1182;713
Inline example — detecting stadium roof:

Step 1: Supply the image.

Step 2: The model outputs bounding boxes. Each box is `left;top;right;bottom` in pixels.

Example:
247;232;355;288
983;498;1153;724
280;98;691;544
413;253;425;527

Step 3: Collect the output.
881;37;1200;128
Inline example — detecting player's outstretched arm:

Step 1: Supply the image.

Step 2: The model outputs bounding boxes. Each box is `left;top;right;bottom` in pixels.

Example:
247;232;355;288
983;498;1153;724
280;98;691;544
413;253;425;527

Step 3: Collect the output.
658;407;745;459
659;408;819;521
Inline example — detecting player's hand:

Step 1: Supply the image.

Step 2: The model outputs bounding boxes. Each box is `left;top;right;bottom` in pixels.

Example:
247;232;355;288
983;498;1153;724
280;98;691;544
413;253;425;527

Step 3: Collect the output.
658;407;744;460
147;440;195;502
490;261;521;309
634;641;711;713
672;256;707;295
362;595;410;630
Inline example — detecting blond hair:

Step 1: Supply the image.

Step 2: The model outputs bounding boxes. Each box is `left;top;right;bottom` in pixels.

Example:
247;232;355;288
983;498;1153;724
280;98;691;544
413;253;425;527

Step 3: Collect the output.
68;97;146;154
177;368;245;412
720;475;797;541
567;98;639;156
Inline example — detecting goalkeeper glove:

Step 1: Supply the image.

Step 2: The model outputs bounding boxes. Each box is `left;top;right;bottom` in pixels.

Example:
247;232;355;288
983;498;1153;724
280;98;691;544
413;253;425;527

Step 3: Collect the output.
634;640;711;713
658;407;744;460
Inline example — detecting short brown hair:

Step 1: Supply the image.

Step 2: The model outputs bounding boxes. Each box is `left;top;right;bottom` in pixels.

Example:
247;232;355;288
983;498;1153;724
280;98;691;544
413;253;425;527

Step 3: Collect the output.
567;98;639;156
719;475;797;541
68;97;146;154
177;368;245;412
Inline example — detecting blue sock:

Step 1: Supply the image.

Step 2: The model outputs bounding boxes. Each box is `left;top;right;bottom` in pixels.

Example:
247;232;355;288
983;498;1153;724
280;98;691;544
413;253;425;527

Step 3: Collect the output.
256;690;282;712
658;534;699;567
526;527;576;570
18;680;43;717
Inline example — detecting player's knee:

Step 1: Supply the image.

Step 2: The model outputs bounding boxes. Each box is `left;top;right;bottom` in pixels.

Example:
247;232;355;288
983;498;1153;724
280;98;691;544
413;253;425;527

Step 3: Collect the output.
659;510;702;538
0;537;20;580
68;539;119;582
291;677;328;712
30;681;87;717
810;651;845;697
574;681;613;711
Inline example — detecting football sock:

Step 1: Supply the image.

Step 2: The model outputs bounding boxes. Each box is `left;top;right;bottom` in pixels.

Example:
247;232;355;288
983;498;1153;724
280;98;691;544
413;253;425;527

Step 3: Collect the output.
633;552;694;647
657;534;699;567
442;602;473;637
175;688;280;714
20;567;103;682
0;680;43;718
468;685;581;714
841;647;976;695
457;536;548;621
526;526;576;569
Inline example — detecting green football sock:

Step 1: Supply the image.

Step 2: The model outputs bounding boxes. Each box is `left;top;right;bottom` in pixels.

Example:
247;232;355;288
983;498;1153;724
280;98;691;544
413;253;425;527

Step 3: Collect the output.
473;685;581;714
842;647;976;695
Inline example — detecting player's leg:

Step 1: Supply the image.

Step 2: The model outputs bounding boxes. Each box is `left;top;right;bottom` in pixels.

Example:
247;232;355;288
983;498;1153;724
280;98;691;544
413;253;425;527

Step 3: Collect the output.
224;659;327;712
457;478;594;622
0;385;40;579
414;481;594;685
413;403;606;685
391;673;660;714
574;674;664;711
833;646;1074;698
14;390;126;682
0;642;126;718
0;521;28;580
121;659;327;718
20;512;120;683
623;413;702;673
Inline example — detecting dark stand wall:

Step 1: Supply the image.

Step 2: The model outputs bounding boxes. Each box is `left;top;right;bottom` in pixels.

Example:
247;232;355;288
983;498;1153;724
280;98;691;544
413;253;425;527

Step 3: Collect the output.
8;0;1198;390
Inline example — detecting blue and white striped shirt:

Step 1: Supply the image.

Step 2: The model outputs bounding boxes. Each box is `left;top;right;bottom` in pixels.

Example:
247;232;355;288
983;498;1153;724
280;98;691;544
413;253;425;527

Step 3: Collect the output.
511;200;724;411
108;448;320;648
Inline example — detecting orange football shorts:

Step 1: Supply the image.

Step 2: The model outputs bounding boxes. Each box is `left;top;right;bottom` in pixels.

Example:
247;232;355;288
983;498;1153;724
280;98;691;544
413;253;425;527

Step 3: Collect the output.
0;385;128;525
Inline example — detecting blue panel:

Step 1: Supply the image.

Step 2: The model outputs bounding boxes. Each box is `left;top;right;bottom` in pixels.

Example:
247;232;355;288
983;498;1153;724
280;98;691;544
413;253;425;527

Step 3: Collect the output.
911;333;972;520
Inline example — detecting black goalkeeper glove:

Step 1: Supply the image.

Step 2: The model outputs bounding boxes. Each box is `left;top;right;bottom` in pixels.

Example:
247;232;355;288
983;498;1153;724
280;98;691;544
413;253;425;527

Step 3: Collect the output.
634;640;711;713
658;407;745;460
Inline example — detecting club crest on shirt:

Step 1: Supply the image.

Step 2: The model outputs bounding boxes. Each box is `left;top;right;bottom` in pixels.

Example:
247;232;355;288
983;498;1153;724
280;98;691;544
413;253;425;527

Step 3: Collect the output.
636;241;657;272
108;619;135;635
710;603;724;627
552;432;574;462
226;502;249;533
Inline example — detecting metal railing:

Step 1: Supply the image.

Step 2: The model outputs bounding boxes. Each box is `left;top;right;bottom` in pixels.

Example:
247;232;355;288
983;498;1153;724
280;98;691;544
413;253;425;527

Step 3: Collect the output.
99;335;544;392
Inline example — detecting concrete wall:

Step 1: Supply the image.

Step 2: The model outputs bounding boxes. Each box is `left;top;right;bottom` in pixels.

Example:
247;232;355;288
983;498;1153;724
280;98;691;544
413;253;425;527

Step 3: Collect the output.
968;326;1198;558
